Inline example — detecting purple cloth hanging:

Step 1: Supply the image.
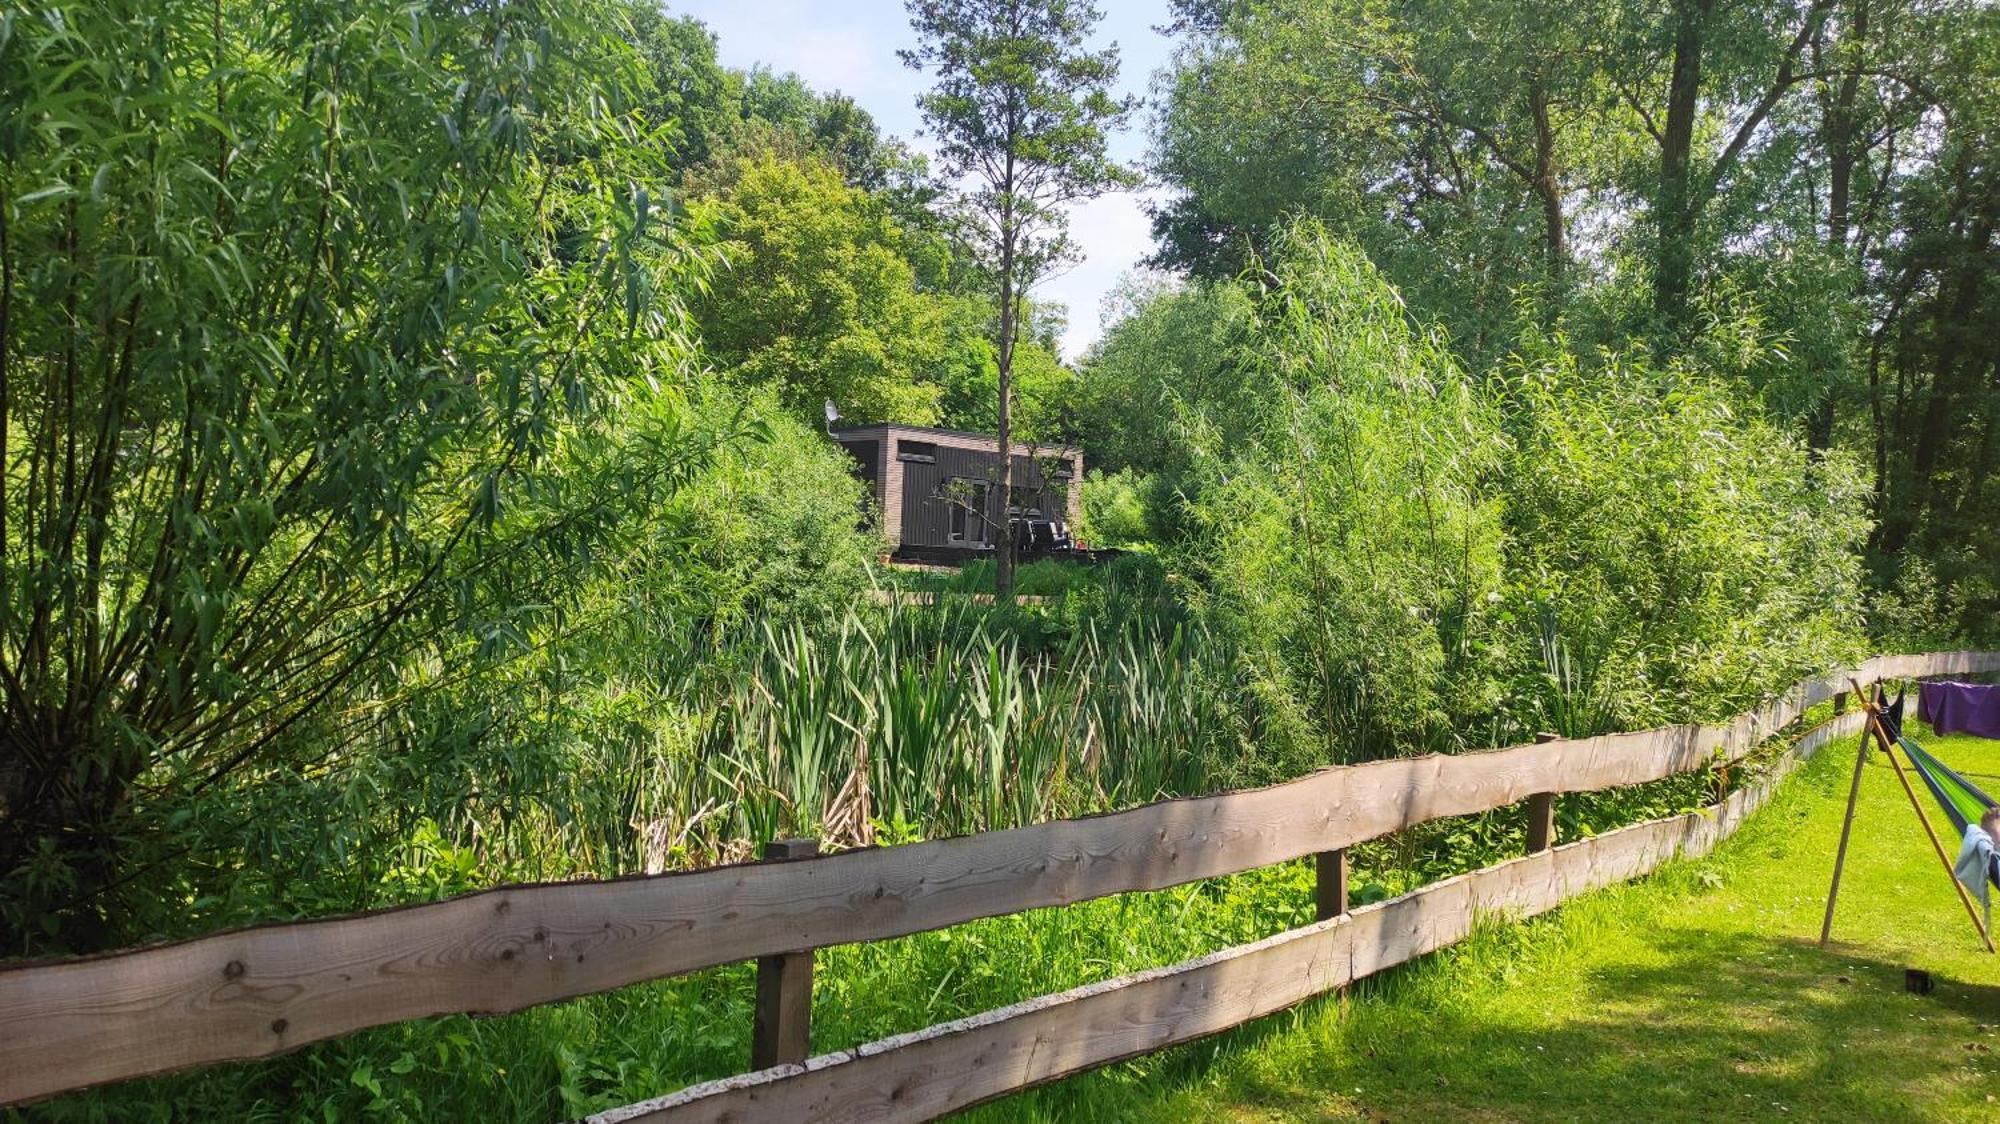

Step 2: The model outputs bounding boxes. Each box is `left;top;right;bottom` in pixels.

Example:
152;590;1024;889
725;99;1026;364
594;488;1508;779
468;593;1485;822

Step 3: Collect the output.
1918;680;2000;739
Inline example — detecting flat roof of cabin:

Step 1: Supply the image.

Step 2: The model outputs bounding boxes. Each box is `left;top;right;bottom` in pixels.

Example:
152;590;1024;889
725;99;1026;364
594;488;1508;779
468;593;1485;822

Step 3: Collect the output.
829;422;1080;459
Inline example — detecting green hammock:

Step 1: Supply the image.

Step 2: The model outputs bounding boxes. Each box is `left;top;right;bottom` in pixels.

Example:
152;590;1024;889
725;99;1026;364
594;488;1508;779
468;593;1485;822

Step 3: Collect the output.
1900;734;2000;896
1901;735;1997;838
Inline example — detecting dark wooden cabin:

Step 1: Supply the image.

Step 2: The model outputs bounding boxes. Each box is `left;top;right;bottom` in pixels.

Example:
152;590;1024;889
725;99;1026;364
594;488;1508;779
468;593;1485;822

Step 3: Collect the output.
831;423;1083;564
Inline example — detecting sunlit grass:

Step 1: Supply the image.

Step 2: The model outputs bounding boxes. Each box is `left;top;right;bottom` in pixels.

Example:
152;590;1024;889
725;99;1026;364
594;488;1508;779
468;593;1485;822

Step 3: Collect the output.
1028;720;2000;1122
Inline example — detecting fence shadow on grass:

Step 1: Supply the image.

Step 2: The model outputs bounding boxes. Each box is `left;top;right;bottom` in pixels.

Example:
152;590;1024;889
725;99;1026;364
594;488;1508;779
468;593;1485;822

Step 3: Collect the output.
1028;927;2000;1123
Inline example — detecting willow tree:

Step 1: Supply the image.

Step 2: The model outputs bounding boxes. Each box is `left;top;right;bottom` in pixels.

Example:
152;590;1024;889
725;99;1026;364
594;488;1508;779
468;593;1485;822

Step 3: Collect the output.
1150;0;1598;365
0;0;705;950
902;0;1135;596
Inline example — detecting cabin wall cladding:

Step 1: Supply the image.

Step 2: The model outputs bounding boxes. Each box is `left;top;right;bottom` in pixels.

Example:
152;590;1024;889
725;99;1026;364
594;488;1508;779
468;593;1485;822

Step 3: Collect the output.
899;448;1064;548
4;650;1995;1117
831;424;1084;554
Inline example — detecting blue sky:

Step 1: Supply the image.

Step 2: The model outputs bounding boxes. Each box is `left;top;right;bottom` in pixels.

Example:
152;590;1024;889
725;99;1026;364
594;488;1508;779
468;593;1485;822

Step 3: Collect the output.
665;0;1180;359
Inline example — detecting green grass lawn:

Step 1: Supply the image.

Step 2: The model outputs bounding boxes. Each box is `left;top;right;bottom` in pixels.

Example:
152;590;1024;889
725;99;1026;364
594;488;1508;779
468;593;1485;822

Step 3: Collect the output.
987;721;2000;1122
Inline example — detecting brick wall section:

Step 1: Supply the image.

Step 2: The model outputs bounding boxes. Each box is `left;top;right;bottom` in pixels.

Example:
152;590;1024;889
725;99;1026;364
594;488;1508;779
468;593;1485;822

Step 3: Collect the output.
884;449;904;543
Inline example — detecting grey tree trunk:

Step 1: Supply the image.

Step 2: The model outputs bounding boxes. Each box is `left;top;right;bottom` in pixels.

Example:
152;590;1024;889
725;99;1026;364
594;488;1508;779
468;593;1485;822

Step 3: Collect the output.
1654;0;1713;331
994;139;1018;600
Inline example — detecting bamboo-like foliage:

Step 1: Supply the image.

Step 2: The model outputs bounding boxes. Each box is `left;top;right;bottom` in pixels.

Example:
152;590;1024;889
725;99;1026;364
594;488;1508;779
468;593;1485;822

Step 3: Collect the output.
678;603;1222;854
1187;221;1508;763
0;0;707;949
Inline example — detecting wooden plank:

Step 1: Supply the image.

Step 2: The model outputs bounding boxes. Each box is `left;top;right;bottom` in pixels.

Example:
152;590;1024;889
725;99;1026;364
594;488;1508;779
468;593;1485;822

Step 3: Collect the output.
1314;849;1348;922
0;655;1978;1104
0;722;1721;1104
861;590;1053;607
596;706;1856;1124
1526;733;1561;853
751;841;819;1069
1820;712;1874;946
1525;792;1557;853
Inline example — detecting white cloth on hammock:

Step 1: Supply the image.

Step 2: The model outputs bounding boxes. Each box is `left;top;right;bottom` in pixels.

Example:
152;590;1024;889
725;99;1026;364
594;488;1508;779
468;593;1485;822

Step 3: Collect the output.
1954;824;1997;932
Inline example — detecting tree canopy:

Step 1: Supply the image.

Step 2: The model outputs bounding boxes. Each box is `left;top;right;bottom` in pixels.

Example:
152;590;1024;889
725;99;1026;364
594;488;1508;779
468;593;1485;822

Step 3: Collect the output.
690;153;957;424
1148;0;2000;632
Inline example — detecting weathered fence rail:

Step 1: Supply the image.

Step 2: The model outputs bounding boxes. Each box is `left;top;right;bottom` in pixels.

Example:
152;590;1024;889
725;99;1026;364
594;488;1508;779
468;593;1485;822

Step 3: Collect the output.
2;651;1994;1113
597;710;1867;1124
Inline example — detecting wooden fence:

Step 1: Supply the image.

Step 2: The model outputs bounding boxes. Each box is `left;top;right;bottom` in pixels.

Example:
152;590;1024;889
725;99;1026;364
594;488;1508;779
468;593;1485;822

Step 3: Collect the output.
2;650;1995;1117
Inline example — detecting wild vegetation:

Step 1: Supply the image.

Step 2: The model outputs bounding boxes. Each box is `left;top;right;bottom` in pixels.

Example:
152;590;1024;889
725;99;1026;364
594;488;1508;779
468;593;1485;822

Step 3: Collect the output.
0;0;1995;1118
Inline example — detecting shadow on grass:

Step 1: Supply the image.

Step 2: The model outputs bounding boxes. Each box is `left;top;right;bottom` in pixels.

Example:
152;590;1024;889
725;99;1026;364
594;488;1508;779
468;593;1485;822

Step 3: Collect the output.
1081;927;2000;1124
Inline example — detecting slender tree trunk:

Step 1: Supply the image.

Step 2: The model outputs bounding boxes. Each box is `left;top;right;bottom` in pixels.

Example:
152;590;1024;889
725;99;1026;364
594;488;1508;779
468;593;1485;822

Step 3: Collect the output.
994;155;1018;601
1810;0;1866;453
1530;81;1565;287
1868;325;1888;522
1655;0;1713;330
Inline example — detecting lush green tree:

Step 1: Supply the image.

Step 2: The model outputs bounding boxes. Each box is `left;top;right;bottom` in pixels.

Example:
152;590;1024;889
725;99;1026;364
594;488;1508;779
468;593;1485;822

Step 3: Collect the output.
623;7;936;199
903;0;1137;596
1180;221;1509;764
1496;327;1870;734
1151;0;1614;363
0;0;714;950
1862;15;2000;633
933;296;1072;440
1150;0;1399;282
1054;275;1258;544
1630;0;1842;330
689;153;960;424
1161;220;1870;766
1067;275;1254;476
625;7;734;172
726;69;928;194
1153;0;1996;644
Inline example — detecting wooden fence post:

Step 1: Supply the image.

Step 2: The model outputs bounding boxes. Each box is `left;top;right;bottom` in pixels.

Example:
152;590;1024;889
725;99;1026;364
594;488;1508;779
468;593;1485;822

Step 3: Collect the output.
1527;733;1561;854
751;839;818;1069
1315;848;1349;922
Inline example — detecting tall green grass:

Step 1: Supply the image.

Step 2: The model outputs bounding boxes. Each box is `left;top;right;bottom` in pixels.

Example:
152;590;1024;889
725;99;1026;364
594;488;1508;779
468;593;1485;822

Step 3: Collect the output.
687;601;1223;853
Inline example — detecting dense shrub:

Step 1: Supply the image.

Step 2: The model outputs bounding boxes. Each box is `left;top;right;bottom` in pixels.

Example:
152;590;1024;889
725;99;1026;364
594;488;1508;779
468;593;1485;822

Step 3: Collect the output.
1076;467;1157;547
1068;278;1257;478
1167;219;1869;767
628;383;882;630
0;0;717;951
1494;332;1870;733
1181;221;1509;765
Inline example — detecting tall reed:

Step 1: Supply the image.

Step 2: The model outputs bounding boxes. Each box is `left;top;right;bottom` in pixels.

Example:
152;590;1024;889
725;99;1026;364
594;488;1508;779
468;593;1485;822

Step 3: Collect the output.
671;601;1225;858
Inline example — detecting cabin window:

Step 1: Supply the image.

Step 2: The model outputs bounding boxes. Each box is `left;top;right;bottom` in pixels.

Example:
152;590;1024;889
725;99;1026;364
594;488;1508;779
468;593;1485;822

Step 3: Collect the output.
897;440;937;464
948;481;988;543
